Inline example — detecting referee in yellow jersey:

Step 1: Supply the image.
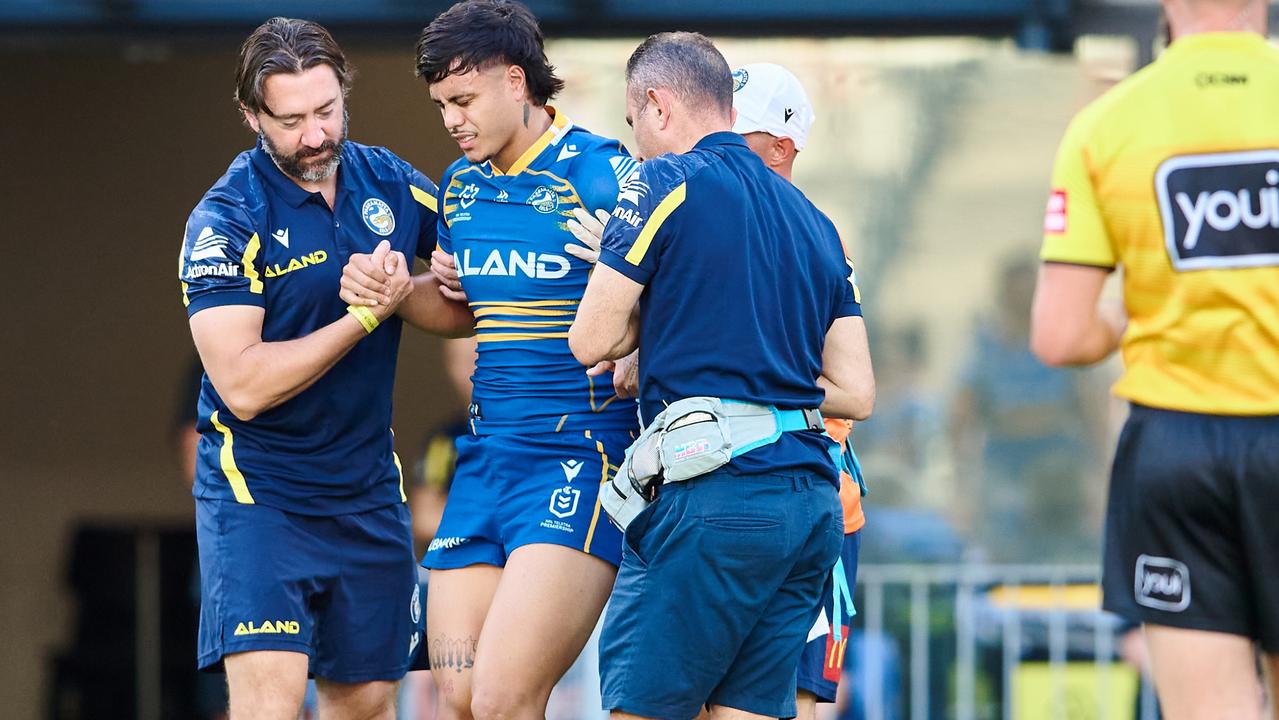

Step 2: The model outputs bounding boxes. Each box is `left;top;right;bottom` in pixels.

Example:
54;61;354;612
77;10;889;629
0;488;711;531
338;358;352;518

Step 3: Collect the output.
1031;1;1279;716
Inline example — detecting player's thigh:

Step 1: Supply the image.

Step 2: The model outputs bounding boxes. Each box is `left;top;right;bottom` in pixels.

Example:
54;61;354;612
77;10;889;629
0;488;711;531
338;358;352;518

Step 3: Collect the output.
1144;624;1263;720
314;678;397;720
224;649;309;720
472;543;617;697
426;565;501;702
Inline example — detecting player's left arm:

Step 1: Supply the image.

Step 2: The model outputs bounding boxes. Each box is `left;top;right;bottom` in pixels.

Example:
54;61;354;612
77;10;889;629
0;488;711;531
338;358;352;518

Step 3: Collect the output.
1030;116;1126;367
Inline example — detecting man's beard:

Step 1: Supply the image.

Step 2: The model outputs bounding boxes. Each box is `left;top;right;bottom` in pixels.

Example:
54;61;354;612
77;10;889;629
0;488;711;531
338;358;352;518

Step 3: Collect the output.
261;109;349;182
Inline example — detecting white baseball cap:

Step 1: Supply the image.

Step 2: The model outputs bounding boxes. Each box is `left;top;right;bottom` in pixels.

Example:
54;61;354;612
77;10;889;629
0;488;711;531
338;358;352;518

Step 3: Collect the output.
730;63;815;151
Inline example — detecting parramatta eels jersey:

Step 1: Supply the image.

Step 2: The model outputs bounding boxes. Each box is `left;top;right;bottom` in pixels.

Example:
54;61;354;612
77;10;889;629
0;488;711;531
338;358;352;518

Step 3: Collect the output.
437;108;639;434
180;139;439;514
1042;32;1279;415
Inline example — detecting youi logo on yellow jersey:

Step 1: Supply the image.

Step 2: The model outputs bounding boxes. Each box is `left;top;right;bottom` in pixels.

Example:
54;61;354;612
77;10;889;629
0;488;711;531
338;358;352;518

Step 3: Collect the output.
1156;150;1279;271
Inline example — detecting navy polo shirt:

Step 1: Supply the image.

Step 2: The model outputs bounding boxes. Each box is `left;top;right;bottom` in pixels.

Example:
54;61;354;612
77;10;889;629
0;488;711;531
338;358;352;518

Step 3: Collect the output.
179;139;439;515
598;132;860;482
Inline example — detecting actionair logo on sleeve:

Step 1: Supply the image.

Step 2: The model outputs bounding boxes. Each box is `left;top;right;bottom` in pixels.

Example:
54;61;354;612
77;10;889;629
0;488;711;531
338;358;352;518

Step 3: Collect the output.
1156;150;1279;270
190;227;229;261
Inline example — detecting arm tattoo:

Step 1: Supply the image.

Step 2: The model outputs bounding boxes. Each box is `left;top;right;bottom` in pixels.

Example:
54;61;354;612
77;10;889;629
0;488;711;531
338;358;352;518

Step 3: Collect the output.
429;635;478;673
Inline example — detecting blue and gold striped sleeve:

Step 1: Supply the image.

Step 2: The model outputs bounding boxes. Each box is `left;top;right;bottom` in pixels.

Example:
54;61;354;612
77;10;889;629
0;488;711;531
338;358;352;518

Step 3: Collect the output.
180;197;265;316
598;155;687;285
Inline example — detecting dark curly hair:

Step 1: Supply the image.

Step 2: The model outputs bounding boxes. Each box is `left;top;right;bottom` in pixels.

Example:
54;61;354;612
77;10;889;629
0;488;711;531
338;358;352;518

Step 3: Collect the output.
415;0;564;105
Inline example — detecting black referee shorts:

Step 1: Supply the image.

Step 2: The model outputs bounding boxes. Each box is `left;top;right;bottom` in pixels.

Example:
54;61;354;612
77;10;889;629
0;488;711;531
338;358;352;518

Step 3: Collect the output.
1102;403;1279;651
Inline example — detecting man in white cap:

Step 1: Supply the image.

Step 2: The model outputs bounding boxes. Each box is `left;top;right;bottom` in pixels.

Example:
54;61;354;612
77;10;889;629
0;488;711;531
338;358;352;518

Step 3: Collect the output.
734;62;867;720
730;62;817;181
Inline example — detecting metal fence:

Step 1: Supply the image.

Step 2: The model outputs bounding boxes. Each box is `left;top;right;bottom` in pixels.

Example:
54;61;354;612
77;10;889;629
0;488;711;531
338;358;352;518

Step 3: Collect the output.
851;563;1157;720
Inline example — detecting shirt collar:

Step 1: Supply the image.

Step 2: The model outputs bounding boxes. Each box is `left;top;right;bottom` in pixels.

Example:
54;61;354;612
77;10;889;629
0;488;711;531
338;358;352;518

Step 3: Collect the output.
693;131;748;151
250;138;325;208
489;106;574;176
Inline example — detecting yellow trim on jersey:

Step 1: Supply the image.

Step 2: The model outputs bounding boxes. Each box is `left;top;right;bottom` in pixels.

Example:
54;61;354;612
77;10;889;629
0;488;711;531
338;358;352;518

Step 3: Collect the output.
472;306;575;318
476;331;570;343
492;108;573;176
242;233;264;294
587;374;620;413
179;249;191;306
626;182;687;266
582;431;609;554
470;299;579;308
423;435;456;490
475;319;573;329
393;450;407;502
210;411;255;504
410;184;438;213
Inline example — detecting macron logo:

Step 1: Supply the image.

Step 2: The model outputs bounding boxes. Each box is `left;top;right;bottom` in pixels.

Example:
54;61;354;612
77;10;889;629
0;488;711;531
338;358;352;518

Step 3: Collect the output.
557;144;581;163
560;459;583;482
272;228;290;248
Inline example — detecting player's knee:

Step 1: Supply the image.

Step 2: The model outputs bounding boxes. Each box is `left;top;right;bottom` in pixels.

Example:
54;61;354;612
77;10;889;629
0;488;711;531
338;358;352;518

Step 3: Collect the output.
470;681;544;720
435;683;475;720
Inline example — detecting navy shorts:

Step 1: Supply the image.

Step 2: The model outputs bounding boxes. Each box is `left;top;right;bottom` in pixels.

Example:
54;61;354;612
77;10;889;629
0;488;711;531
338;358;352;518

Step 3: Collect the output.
797;530;860;702
421;430;632;570
196;499;423;682
1102;404;1279;651
599;470;843;719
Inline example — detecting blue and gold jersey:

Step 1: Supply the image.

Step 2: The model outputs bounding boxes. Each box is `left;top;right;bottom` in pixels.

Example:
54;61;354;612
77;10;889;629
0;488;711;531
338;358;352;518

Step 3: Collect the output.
599;132;859;482
180;140;439;515
438;109;639;434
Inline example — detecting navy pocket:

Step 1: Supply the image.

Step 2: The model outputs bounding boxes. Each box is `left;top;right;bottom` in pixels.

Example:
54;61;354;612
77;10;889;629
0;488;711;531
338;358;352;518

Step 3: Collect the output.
702;515;782;532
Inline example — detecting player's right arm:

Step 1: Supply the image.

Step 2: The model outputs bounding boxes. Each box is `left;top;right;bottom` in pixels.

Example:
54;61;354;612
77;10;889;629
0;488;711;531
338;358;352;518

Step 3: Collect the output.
1030;112;1127;367
182;205;411;422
